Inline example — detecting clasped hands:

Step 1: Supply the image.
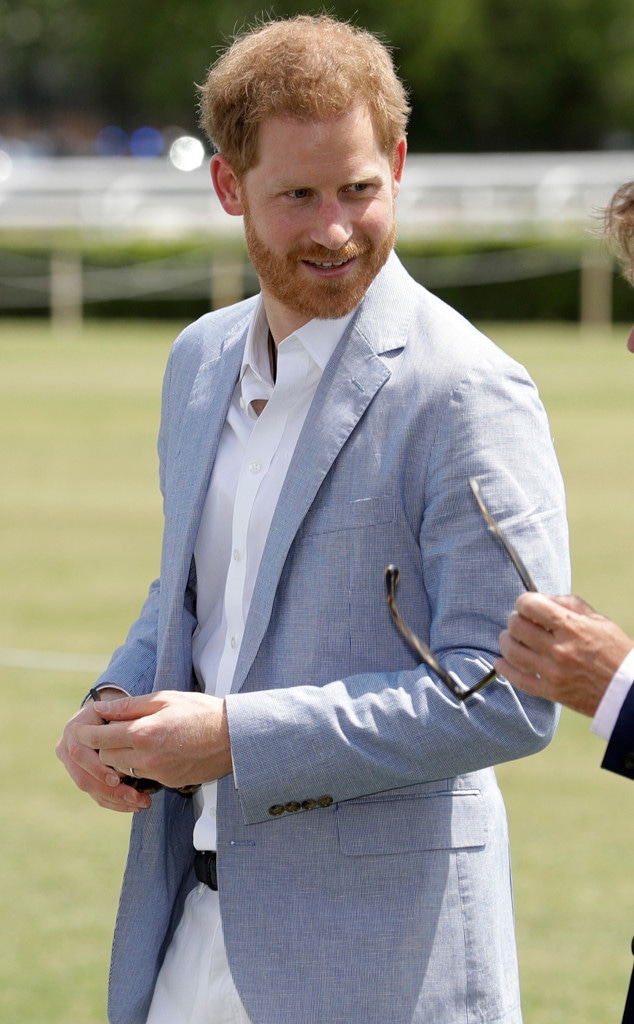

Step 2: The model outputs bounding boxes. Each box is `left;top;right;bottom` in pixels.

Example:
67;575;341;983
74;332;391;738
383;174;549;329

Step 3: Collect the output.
55;689;232;813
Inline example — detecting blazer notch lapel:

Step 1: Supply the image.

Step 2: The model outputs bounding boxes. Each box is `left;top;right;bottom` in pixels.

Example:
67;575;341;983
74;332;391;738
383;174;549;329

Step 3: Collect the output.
231;334;392;693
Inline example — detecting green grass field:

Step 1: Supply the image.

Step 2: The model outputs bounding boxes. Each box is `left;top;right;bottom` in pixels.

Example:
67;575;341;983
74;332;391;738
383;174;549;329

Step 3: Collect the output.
1;318;633;1023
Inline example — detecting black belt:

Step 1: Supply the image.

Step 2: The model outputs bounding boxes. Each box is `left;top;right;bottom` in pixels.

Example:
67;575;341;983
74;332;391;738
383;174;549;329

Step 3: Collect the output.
194;850;217;890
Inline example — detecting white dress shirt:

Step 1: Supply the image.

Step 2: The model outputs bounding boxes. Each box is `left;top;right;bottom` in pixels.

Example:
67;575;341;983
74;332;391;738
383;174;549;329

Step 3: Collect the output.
191;298;352;850
591;648;634;741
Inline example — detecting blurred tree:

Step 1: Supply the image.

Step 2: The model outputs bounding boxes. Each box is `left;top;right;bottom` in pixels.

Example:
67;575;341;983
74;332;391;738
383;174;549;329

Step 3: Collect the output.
320;0;634;150
1;0;634;152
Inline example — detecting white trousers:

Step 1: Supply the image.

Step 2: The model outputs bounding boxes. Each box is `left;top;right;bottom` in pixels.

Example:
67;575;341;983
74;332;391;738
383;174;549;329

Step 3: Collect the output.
146;883;252;1024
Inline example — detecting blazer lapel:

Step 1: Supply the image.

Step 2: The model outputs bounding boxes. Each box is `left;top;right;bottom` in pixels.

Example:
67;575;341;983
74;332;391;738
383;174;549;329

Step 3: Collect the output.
231;322;394;693
159;330;247;655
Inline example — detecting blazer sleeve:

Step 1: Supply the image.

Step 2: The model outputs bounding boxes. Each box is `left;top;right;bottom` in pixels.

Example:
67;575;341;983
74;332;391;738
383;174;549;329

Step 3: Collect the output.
602;684;634;779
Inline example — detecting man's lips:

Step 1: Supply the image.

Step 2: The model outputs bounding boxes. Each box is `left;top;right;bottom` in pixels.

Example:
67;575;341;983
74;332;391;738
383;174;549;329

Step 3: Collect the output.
303;257;351;268
300;253;364;273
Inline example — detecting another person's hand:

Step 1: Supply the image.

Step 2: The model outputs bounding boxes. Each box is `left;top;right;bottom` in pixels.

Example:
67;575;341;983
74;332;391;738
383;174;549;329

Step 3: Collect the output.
496;593;634;717
70;690;232;792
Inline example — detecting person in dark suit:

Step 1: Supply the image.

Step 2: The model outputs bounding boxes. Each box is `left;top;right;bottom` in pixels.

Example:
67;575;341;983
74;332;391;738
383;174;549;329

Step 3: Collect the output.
496;179;634;1024
496;181;634;780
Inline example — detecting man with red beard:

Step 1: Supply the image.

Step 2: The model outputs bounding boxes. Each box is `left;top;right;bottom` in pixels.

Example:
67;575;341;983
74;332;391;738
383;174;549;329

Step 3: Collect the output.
57;15;569;1024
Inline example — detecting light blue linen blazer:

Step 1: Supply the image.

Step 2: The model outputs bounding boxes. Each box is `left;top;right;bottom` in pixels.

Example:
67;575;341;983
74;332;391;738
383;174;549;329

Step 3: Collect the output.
99;253;570;1024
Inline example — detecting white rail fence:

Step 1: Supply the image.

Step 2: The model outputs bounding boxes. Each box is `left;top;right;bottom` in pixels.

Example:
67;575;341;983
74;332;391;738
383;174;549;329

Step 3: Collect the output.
2;151;634;326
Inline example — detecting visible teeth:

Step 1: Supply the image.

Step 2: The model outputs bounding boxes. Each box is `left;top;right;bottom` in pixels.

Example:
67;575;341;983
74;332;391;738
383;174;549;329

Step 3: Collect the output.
310;259;347;268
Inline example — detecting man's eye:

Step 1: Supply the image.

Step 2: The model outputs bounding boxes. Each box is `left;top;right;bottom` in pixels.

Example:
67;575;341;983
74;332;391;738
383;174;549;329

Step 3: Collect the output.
347;183;368;193
289;189;310;199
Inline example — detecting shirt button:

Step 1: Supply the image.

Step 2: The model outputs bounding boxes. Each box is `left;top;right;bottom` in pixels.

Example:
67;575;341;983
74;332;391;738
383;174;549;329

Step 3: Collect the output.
239;396;246;409
233;549;241;561
230;636;239;649
249;462;261;474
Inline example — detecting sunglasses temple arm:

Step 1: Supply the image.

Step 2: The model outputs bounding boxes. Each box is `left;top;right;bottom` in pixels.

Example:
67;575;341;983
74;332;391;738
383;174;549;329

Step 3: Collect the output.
468;478;538;593
492;531;538;594
389;592;499;699
459;665;499;698
385;569;467;697
386;594;444;676
386;566;502;701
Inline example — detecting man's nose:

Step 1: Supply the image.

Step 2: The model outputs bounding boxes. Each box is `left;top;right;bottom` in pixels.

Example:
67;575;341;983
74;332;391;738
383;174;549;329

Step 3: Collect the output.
309;200;353;250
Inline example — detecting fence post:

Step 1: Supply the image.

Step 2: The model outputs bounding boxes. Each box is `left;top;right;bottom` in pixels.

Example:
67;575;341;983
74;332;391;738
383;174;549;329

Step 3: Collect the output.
580;246;613;332
50;250;83;335
210;255;245;310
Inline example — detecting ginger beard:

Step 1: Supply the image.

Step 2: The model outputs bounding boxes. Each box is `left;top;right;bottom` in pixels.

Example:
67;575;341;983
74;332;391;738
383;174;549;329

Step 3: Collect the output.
242;198;396;323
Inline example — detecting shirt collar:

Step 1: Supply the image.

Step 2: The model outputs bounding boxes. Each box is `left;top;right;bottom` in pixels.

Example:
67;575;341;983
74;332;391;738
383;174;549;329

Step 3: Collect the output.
240;296;355;393
240;299;273;388
294;309;355;370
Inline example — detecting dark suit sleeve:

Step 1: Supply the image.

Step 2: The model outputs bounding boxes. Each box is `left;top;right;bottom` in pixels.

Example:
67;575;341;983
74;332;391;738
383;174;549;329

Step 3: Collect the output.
601;683;634;779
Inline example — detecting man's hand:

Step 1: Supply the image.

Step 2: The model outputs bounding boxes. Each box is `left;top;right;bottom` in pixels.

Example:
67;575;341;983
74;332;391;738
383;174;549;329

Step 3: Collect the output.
496;592;634;717
72;690;232;790
56;690;232;811
56;698;152;812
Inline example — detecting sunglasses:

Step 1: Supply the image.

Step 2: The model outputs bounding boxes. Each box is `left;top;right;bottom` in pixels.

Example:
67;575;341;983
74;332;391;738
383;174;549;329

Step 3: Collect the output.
385;476;537;701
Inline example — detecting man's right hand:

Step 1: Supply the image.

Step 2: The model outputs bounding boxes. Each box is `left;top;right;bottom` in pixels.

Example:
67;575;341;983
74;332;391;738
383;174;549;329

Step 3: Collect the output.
56;698;152;813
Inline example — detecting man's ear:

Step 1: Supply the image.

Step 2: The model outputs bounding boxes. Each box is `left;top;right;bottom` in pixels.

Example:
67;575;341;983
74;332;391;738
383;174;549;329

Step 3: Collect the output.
211;154;244;216
392;137;407;198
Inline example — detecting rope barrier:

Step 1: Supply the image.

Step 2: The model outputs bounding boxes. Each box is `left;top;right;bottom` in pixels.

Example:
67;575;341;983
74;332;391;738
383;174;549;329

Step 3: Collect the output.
0;647;109;673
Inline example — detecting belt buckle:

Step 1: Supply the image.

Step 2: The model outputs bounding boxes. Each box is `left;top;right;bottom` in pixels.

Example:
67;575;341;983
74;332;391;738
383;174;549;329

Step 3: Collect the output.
195;850;218;890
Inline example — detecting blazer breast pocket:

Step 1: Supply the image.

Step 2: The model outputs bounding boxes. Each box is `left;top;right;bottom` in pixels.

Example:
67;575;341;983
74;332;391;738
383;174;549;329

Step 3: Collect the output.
300;495;397;537
336;789;487;857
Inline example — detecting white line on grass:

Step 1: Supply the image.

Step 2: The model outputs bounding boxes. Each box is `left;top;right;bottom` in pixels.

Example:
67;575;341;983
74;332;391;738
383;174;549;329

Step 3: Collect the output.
0;648;109;673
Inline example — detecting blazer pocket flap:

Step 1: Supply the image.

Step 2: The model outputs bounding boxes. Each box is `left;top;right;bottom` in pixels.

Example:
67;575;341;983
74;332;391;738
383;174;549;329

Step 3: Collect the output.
337;790;486;856
302;495;396;536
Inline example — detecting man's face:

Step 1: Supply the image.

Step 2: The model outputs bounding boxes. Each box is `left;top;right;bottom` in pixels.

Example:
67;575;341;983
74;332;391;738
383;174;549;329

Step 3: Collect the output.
216;106;406;339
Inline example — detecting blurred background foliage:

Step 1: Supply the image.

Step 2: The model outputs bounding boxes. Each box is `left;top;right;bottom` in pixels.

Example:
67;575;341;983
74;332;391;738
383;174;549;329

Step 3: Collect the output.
3;0;634;154
3;2;634;325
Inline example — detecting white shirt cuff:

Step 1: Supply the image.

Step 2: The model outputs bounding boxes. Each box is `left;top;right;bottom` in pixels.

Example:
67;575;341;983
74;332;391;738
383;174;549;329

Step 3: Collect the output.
591;649;634;740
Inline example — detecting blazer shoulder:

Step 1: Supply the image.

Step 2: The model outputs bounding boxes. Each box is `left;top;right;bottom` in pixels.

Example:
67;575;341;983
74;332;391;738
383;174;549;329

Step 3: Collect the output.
377;255;527;379
404;284;533;392
170;295;259;366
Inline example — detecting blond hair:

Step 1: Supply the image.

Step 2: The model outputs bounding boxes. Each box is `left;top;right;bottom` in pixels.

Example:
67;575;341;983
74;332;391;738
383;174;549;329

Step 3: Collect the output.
605;181;634;283
199;15;410;176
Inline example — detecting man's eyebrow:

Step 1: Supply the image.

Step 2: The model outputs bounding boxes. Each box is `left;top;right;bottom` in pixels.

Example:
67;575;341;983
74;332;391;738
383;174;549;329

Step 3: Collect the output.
273;170;384;190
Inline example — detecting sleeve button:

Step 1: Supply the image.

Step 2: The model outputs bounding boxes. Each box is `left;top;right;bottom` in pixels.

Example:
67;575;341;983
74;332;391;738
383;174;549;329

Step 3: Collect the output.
301;799;318;811
316;795;334;808
268;804;285;816
284;802;301;813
